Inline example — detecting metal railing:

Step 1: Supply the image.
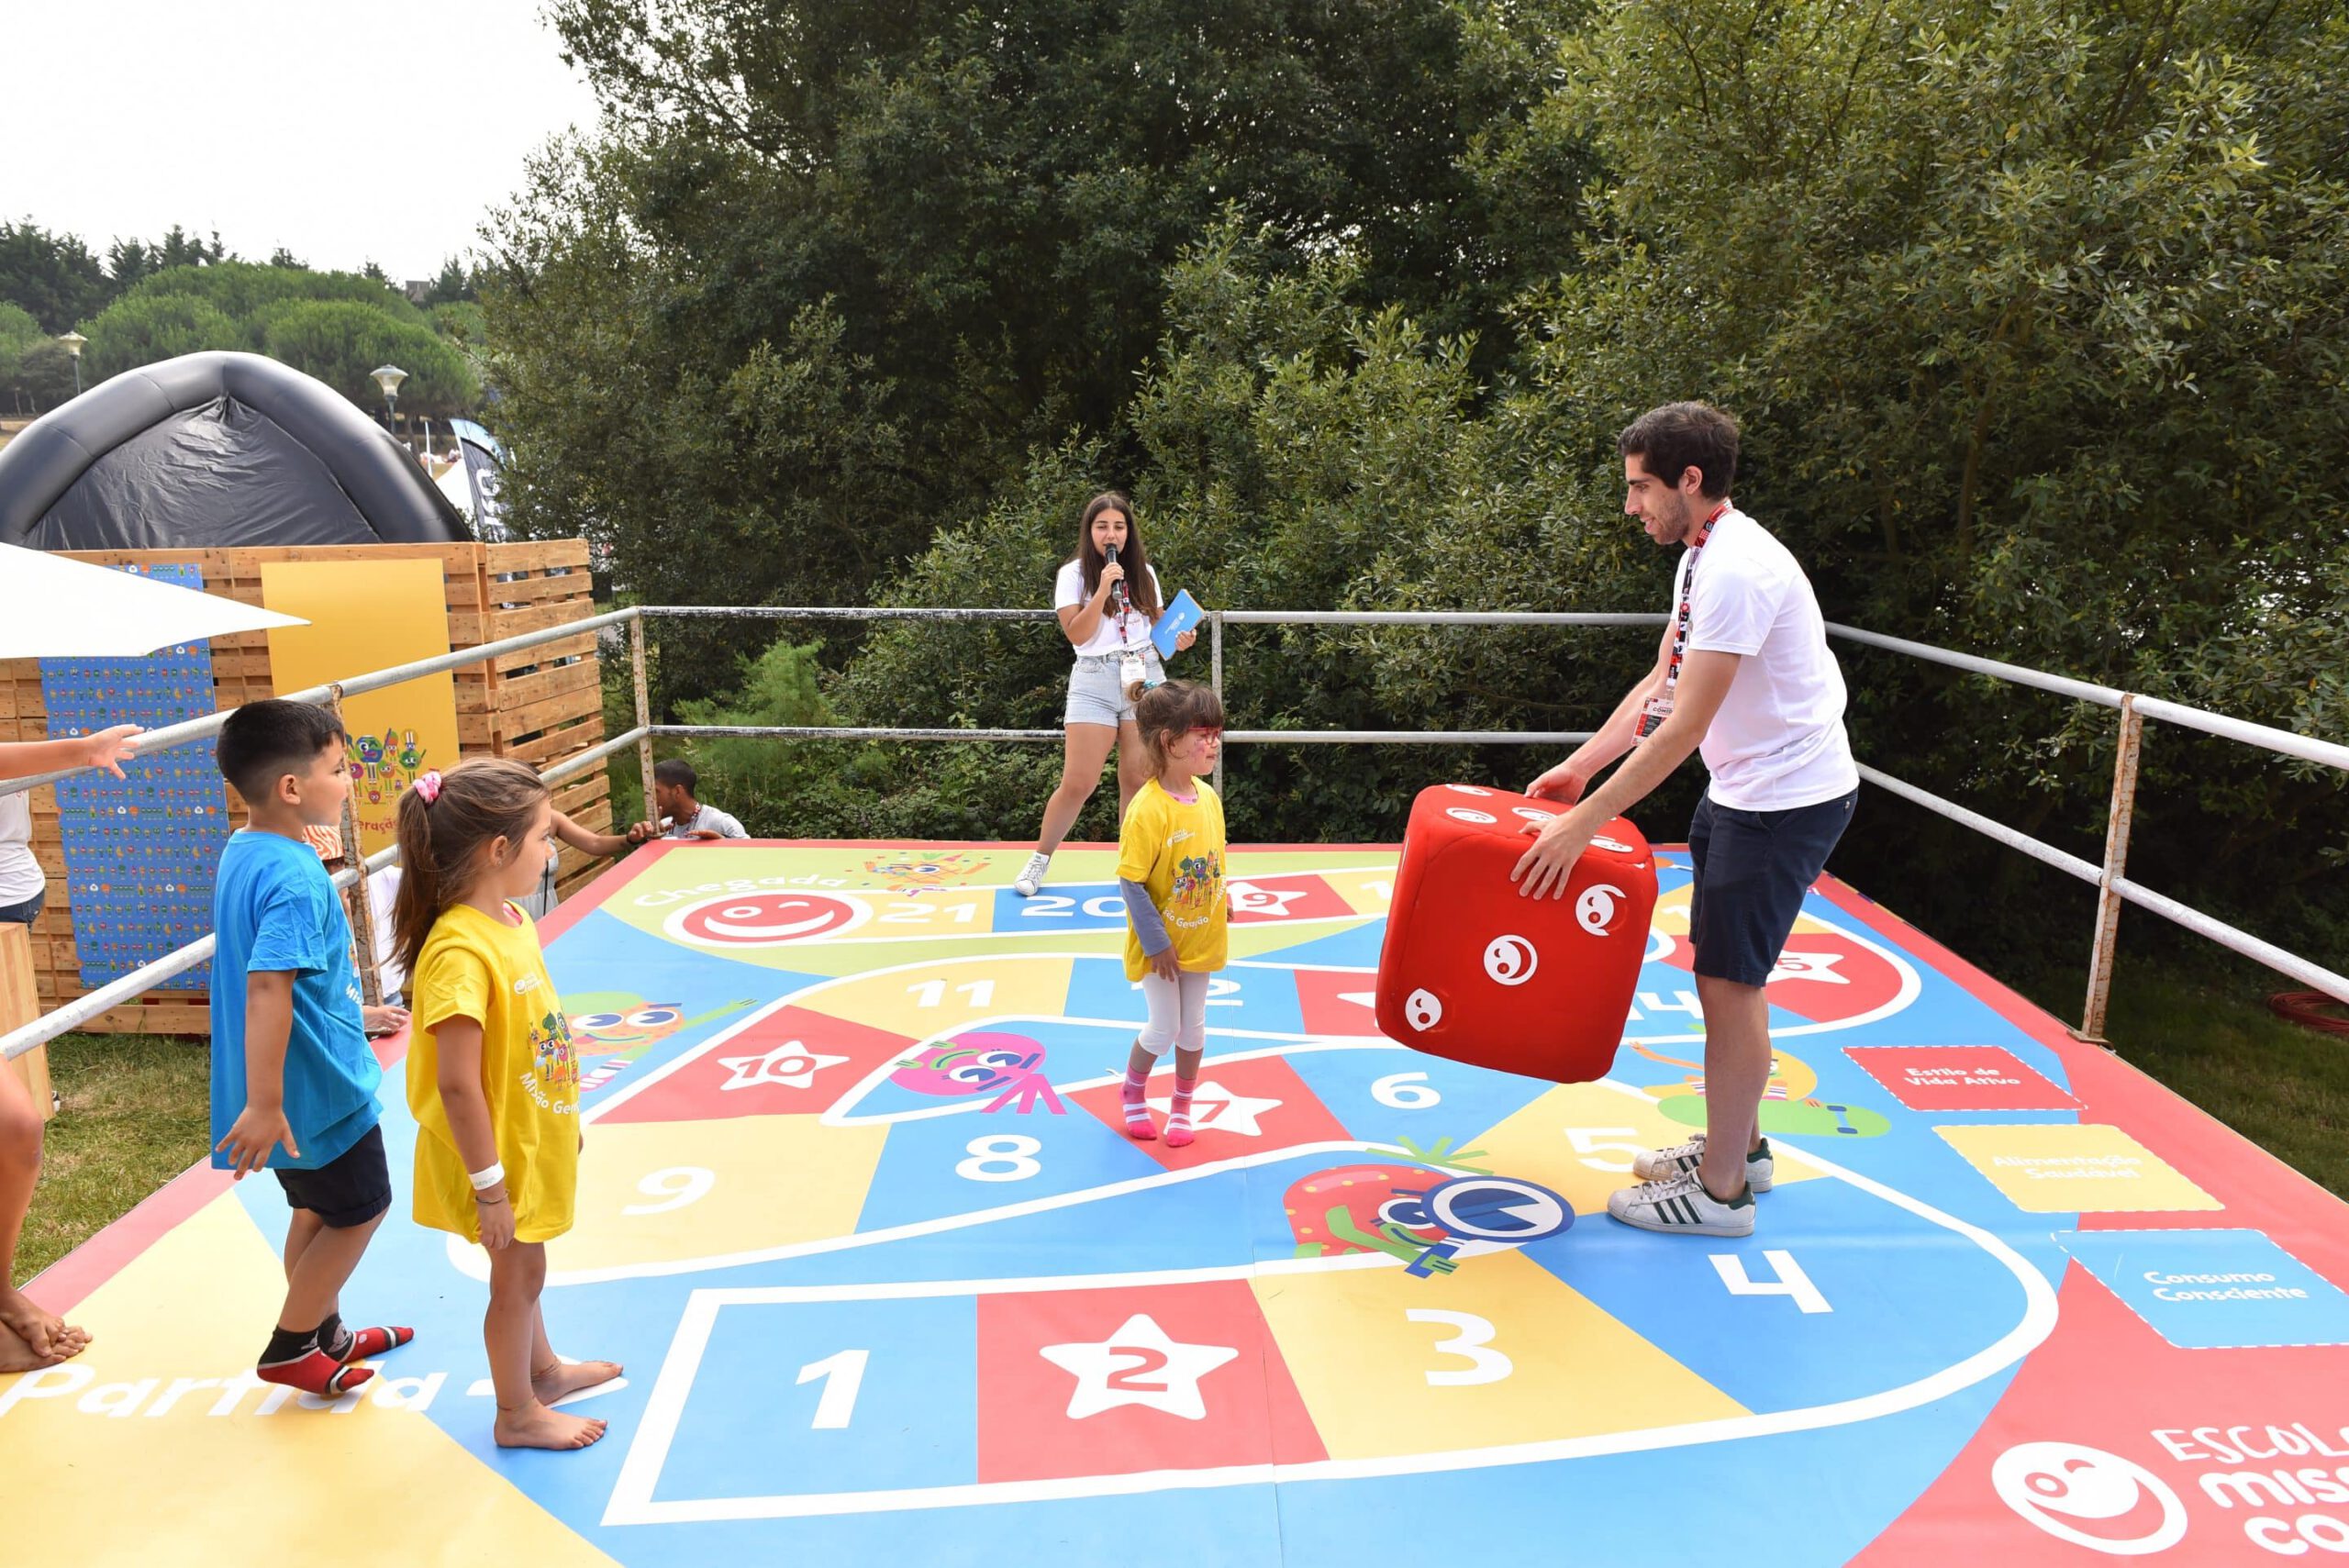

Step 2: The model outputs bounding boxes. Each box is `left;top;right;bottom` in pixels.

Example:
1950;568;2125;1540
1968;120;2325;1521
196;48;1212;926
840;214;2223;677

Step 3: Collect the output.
3;602;2342;1066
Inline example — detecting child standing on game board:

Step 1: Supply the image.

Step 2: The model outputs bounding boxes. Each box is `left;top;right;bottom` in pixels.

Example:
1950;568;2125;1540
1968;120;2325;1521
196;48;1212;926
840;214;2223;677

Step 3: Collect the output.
209;701;412;1397
1115;681;1229;1148
393;759;621;1451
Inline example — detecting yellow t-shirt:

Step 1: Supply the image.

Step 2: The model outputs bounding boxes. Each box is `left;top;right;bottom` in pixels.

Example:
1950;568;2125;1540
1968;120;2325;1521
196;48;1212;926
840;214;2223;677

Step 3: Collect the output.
1118;779;1229;981
406;901;581;1243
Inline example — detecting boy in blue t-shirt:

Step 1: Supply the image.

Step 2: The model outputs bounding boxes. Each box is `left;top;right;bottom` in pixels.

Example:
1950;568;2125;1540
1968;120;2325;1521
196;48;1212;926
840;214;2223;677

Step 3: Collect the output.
212;700;413;1396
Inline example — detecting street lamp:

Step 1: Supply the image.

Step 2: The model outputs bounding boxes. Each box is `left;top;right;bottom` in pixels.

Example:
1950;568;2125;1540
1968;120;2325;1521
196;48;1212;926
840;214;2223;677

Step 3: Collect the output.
58;331;86;395
370;363;407;439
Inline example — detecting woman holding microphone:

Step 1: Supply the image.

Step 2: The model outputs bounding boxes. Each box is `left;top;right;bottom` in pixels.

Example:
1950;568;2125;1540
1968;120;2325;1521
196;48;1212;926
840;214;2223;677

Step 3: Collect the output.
1011;492;1197;897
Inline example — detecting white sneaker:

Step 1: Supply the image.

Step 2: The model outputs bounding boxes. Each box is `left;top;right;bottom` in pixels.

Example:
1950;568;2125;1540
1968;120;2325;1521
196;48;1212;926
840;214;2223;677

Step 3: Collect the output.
1631;1134;1774;1193
1012;851;1052;897
1608;1172;1756;1237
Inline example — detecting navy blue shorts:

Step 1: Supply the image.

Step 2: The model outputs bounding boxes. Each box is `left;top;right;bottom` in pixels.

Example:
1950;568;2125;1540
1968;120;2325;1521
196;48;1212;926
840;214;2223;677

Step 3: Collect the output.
274;1122;392;1229
1687;790;1858;987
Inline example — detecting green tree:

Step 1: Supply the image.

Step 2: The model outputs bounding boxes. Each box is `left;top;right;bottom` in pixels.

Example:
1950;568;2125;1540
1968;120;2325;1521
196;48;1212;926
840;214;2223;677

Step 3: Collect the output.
83;292;246;379
259;300;479;416
1502;0;2349;954
0;221;111;333
486;0;1581;633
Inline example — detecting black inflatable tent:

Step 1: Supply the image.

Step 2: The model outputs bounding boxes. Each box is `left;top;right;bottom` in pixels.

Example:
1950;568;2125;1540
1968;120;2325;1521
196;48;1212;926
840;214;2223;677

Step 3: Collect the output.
0;351;472;550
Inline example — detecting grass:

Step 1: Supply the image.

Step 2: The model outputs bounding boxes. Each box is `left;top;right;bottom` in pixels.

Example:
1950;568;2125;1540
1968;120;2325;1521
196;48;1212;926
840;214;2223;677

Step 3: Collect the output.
9;957;2345;1284
16;1032;210;1280
2008;962;2349;1198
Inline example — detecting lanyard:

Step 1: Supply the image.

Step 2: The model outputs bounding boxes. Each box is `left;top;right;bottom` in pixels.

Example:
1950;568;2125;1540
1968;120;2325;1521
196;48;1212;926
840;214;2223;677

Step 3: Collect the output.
1635;501;1730;740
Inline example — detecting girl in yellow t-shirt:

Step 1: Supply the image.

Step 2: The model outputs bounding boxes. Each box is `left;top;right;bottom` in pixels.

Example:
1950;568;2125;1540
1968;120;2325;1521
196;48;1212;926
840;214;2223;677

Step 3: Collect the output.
392;759;619;1453
1115;681;1229;1147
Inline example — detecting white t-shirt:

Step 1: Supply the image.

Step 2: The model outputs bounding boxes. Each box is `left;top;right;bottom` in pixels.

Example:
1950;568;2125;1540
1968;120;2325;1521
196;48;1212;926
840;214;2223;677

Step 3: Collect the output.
1673;507;1859;811
1054;560;1164;657
0;793;41;905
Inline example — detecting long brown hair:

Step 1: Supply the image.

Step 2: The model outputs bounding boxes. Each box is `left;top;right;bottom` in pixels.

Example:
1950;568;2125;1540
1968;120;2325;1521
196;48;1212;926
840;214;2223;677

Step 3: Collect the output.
1068;491;1161;620
391;758;550;983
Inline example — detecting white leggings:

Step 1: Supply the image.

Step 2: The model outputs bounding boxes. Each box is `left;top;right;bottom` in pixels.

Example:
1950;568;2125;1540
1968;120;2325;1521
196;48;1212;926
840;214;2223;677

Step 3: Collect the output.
1137;969;1211;1059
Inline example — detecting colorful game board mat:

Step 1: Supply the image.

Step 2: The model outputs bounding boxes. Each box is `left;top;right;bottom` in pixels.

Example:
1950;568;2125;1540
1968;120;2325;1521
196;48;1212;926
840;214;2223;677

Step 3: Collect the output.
7;839;2348;1566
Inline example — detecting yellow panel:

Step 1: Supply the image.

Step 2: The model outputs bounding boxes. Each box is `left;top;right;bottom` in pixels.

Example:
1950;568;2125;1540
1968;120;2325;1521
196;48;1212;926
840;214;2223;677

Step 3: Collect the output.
796;954;1076;1038
261;559;460;857
1653;882;1692;935
0;1191;618;1567
1254;1251;1747;1459
1320;863;1400;917
1466;1083;1824;1217
1936;1123;2222;1214
562;1114;887;1271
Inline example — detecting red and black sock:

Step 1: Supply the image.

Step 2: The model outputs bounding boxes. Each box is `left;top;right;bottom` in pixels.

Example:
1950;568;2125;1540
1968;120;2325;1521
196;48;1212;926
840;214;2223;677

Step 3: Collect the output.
259;1322;374;1396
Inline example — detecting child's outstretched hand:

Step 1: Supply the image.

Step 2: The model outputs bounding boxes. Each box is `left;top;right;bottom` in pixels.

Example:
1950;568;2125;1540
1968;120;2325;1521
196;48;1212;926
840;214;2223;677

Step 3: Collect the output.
362;1003;410;1038
477;1191;517;1250
1148;946;1182;982
215;1105;297;1176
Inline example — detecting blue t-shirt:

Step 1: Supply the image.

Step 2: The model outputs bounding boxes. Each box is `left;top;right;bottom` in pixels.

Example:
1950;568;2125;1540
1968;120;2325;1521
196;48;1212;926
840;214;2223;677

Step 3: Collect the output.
208;829;383;1170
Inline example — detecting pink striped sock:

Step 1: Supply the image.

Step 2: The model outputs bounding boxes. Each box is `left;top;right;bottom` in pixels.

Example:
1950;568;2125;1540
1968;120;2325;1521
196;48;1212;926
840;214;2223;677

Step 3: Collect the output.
1165;1076;1198;1148
1121;1061;1156;1140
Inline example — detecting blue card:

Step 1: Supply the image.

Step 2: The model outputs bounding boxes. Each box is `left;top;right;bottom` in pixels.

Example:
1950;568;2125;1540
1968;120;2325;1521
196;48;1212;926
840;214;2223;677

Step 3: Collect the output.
1152;588;1204;658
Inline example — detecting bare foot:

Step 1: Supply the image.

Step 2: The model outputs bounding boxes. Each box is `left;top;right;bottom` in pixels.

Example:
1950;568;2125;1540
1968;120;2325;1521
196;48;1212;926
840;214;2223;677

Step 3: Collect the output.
532;1356;624;1406
495;1400;608;1451
0;1289;88;1368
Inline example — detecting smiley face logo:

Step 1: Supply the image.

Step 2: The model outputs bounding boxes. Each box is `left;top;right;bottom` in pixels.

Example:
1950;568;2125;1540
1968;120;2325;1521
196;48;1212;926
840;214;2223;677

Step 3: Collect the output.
1444;784;1495;797
1575;884;1623;936
1482;935;1538;986
1989;1442;2187;1555
662;891;872;947
1446;808;1497;826
1403;988;1443;1031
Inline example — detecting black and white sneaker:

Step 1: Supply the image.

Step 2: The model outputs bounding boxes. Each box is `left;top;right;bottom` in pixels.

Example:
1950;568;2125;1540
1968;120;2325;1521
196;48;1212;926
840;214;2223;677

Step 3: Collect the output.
1631;1134;1774;1193
1012;851;1052;897
1608;1172;1756;1237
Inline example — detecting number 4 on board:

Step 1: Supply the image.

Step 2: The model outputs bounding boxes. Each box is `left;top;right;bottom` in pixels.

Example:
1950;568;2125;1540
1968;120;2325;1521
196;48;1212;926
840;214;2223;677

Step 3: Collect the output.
1711;1249;1831;1314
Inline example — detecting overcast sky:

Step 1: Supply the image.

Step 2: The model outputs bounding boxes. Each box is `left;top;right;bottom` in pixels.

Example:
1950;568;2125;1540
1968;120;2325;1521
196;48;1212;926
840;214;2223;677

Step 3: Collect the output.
6;2;602;283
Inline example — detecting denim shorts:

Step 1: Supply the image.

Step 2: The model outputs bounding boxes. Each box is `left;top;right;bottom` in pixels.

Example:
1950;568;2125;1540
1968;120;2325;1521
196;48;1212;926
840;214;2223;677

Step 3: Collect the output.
1063;649;1165;728
0;888;44;926
1687;789;1858;987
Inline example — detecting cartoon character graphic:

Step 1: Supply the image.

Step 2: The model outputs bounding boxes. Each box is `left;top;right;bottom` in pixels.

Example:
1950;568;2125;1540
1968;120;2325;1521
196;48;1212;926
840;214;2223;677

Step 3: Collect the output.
1631;1040;1891;1139
567;993;759;1062
1170;851;1221;912
1286;1163;1454;1272
889;1032;1064;1115
528;1007;580;1090
1286;1162;1573;1277
863;849;988;889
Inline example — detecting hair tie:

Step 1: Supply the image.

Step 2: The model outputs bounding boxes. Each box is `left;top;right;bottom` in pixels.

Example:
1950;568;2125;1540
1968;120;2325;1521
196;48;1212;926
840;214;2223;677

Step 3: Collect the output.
415;770;442;805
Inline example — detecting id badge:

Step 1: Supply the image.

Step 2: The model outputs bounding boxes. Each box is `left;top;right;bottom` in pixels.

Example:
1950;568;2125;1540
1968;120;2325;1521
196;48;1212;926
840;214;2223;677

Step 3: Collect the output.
1635;695;1674;740
1119;652;1147;690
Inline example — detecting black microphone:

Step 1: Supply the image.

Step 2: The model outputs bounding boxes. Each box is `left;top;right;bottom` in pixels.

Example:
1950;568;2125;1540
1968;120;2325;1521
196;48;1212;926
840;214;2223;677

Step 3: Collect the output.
1104;541;1129;613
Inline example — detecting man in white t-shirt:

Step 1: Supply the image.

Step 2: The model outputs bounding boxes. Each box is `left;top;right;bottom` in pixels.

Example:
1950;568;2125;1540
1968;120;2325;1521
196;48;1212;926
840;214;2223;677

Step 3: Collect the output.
1512;402;1858;1240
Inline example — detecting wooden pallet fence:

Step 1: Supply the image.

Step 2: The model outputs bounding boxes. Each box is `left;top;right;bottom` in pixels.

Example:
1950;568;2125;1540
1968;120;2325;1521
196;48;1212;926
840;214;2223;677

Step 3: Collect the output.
0;539;611;1035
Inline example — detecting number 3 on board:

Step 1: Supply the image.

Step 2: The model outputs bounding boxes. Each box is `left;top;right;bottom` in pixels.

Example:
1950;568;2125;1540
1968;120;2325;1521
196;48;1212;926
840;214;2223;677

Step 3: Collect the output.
1407;1308;1513;1386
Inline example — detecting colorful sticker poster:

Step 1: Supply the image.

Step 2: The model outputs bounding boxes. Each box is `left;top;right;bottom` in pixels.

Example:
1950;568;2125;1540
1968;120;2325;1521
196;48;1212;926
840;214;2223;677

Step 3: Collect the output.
259;558;461;856
38;562;221;992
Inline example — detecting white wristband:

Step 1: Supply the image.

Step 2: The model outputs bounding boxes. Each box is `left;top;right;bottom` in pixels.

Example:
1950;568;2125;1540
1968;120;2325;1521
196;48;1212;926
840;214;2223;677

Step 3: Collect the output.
468;1162;506;1191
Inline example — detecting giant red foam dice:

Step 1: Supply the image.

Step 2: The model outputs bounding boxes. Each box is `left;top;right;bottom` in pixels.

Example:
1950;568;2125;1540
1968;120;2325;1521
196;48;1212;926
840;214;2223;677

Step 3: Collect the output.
1375;783;1657;1083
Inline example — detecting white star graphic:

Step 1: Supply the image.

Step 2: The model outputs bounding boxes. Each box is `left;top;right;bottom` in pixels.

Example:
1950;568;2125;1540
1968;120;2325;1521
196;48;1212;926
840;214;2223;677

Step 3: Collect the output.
716;1040;850;1092
1766;950;1849;985
1336;990;1376;1010
1145;1081;1282;1136
1038;1313;1239;1421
